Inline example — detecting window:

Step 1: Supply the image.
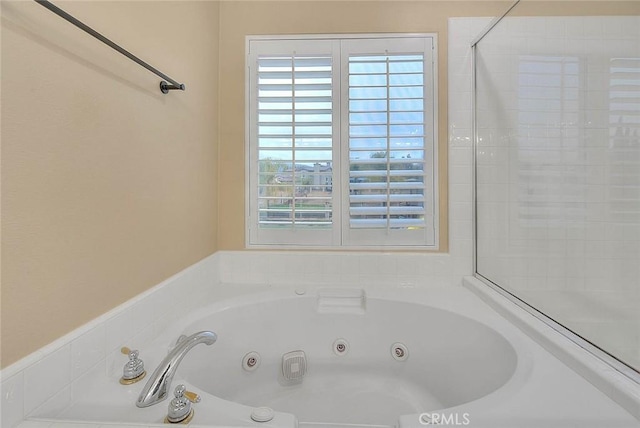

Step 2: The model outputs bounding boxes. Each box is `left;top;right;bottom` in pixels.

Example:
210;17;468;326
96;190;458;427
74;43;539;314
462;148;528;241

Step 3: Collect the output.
246;35;437;248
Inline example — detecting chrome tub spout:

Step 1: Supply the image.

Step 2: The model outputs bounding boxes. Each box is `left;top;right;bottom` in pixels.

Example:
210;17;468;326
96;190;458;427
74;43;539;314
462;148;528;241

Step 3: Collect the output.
136;331;217;408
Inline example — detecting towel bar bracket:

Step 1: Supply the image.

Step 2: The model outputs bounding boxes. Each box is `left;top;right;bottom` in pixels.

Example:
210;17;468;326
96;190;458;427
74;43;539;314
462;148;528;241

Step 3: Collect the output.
160;81;186;94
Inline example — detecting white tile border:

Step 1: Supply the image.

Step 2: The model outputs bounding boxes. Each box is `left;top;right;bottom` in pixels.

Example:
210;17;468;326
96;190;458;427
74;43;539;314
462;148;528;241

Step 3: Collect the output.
1;253;219;428
1;371;25;428
216;250;459;288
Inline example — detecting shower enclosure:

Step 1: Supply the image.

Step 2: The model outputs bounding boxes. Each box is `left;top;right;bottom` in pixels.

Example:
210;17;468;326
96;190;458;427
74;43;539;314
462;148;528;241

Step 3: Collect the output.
472;4;640;381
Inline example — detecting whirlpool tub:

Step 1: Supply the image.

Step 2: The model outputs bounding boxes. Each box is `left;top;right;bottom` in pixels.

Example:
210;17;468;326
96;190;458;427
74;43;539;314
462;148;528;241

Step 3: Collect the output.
42;282;639;428
176;287;518;426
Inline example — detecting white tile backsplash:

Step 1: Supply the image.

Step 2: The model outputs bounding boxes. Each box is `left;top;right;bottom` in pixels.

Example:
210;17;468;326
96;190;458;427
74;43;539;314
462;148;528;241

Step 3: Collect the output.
1;372;25;428
0;253;218;427
50;423;99;428
69;361;104;406
70;325;105;381
30;385;71;420
103;310;135;357
216;249;464;288
15;422;52;428
24;345;71;415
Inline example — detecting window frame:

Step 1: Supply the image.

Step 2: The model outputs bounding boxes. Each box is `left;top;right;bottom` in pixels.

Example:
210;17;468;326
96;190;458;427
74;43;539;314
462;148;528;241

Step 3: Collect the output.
245;33;439;250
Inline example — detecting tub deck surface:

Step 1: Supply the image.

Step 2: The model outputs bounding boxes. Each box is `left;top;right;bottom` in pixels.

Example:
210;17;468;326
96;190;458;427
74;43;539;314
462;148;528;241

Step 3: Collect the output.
20;281;640;428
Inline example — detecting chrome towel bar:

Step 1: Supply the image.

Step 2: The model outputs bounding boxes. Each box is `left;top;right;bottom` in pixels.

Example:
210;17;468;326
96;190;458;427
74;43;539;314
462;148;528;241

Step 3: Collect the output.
34;0;185;94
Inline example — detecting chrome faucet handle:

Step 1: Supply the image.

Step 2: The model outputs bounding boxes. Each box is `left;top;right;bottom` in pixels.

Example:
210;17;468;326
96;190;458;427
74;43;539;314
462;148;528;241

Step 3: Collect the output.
119;347;146;384
165;384;196;424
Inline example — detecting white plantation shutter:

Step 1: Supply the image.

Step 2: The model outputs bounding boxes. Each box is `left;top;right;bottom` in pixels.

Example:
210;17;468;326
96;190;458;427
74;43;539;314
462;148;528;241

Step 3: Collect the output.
248;40;340;246
247;36;437;248
341;38;436;246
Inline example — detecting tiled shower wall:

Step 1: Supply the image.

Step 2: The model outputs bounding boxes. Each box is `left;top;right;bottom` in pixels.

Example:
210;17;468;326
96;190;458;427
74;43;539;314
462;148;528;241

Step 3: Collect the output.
474;16;640;371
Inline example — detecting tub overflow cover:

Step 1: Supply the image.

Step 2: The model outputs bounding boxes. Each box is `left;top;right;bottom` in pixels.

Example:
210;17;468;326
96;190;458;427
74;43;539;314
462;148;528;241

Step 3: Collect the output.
251;407;275;423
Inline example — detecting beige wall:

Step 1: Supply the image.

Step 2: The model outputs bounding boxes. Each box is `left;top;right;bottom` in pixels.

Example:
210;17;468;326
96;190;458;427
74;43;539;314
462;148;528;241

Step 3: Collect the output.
514;1;639;16
1;1;220;368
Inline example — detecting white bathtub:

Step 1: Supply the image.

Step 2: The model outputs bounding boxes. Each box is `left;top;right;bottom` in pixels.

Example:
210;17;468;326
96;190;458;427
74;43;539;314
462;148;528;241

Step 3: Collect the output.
37;282;639;428
177;288;517;426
